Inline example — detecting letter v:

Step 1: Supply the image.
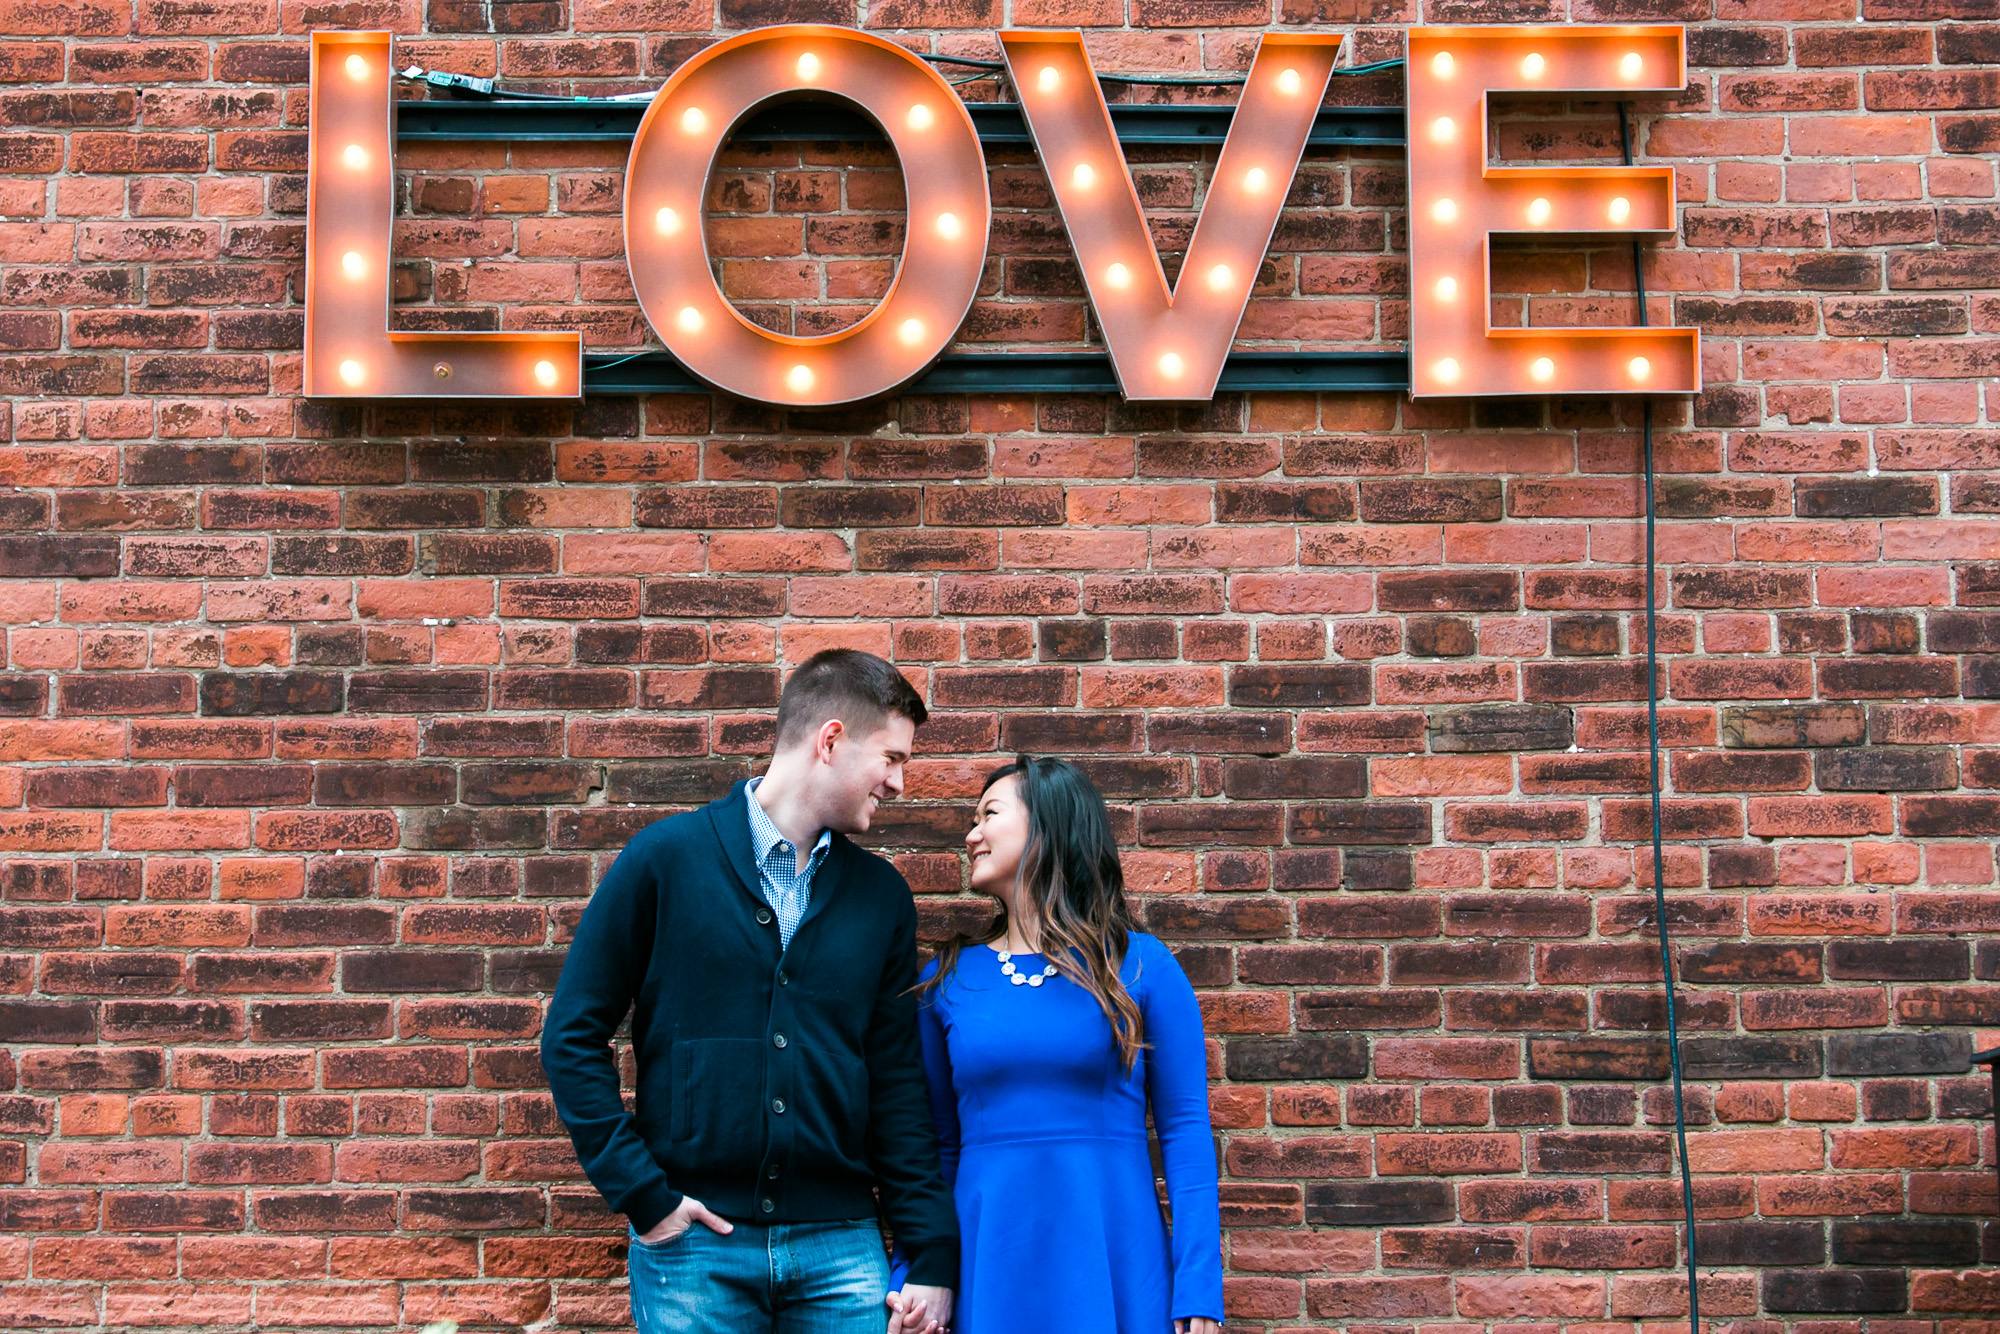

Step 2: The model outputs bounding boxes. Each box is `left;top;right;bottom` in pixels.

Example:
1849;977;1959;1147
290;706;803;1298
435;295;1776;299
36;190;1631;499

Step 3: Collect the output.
1001;32;1342;401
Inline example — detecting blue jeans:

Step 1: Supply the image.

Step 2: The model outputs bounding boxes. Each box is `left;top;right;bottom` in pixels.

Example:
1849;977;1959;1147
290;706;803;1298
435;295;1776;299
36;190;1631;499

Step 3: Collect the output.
627;1218;889;1334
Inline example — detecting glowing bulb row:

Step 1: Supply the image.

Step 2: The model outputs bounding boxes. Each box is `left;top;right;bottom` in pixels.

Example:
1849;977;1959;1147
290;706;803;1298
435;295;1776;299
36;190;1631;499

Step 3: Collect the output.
1096;261;1235;292
1428;47;1647;82
1429;196;1637;227
335;358;558;388
1430;354;1654;386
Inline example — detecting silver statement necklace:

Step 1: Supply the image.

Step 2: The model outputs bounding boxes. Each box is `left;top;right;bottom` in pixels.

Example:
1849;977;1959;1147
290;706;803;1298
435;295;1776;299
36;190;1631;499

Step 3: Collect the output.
997;949;1058;987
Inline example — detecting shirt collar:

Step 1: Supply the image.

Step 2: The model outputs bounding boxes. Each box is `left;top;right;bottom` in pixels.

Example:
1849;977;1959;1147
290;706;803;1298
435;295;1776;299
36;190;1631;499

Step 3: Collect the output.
746;776;832;866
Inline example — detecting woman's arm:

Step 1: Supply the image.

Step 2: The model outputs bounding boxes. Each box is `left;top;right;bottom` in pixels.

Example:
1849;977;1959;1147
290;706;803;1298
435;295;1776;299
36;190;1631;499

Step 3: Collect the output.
1140;938;1225;1326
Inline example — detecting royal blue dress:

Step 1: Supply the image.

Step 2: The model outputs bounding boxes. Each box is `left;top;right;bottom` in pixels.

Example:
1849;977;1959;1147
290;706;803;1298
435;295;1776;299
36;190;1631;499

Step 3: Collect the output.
891;932;1224;1332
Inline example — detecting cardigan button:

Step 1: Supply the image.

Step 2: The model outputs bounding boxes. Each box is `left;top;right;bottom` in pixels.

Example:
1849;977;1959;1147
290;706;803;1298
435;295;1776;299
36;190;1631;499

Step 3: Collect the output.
760;1198;775;1214
772;1033;787;1049
756;909;774;925
771;1097;786;1114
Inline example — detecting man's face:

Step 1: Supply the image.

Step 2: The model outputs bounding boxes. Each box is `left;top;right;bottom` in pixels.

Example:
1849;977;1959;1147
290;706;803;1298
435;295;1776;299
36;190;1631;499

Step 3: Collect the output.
818;714;914;834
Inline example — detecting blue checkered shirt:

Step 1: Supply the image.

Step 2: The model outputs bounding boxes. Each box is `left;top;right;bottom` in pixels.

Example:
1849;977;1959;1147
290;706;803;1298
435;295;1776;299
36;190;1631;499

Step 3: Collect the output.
745;777;831;949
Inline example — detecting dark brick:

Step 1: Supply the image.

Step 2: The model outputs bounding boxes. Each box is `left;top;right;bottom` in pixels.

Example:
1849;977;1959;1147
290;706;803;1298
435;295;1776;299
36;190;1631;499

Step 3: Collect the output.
1681;1035;1822;1080
1833;1220;1980;1268
1362;478;1501;523
1826;1032;1972;1077
1224;1036;1368;1081
1305;1180;1455;1227
199;673;343;717
1816;747;1957;791
1796;476;1938;517
1037;620;1106;662
1829;940;1970;981
1289;803;1430;846
1695;1222;1826;1268
1762;1270;1906;1314
1378;572;1519;613
341;951;483;994
1527;1039;1671;1081
349;671;488;714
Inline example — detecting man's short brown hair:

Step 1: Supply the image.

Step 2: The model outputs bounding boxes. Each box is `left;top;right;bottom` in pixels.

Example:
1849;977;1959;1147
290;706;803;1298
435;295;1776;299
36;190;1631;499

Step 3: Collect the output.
773;649;928;751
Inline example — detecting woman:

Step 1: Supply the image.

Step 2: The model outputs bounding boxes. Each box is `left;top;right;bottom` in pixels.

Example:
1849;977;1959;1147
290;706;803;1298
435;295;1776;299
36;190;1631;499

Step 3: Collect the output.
888;756;1223;1334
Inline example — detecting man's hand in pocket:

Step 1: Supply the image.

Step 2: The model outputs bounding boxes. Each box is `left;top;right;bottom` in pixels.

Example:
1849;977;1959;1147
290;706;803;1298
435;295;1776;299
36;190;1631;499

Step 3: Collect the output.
638;1197;734;1246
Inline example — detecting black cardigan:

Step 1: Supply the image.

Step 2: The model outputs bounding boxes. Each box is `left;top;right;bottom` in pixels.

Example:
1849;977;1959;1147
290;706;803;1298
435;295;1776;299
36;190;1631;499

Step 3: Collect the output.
540;780;960;1286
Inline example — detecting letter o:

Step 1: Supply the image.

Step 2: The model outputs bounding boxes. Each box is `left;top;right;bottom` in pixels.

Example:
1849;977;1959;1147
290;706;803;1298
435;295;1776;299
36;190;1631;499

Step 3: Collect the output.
626;26;991;406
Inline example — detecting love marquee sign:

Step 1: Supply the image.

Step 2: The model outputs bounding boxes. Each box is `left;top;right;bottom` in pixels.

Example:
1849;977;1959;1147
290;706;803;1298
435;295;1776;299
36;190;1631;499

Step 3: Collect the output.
303;25;1700;408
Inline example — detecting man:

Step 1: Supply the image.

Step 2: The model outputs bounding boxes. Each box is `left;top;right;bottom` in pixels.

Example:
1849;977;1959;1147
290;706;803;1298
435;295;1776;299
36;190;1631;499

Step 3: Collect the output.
541;649;958;1334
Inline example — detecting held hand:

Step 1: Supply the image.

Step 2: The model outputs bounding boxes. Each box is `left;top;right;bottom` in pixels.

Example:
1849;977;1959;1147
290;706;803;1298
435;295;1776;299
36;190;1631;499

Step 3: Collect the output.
882;1290;938;1334
887;1284;953;1334
1176;1320;1222;1334
637;1196;734;1246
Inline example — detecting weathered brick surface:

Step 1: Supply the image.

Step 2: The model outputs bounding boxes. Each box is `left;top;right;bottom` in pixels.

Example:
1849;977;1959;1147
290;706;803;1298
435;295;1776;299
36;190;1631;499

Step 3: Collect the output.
0;5;1995;1332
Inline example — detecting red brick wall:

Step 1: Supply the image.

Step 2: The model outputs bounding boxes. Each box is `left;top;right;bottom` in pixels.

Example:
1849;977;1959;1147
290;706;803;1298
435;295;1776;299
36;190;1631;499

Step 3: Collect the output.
2;2;1998;1330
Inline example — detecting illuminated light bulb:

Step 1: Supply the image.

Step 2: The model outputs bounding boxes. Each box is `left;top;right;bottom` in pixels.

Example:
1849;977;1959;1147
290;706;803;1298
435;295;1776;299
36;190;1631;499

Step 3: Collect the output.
787;364;814;393
1527;197;1552;224
1072;163;1094;189
908;103;932;130
677;306;702;332
1608;195;1631;224
1431;51;1454;79
1431;197;1457;223
1277;67;1301;95
1158;352;1183;377
1531;356;1555;382
341;250;364;279
1621;52;1643;80
1243;166;1267;192
796;52;819;80
342;144;366;169
681;106;706;133
338;359;364;386
655;206;680;235
1106;262;1130;288
1207;263;1232;291
345;54;368;79
534;360;558;387
1434;357;1460;385
1037;65;1059;94
899;318;924;344
935;211;961;239
1629;355;1651;381
1521;52;1545;78
1430;117;1455;145
1434;275;1457;301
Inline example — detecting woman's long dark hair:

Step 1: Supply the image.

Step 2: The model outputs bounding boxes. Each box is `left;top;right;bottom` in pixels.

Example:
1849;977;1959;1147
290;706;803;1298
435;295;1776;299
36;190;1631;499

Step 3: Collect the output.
921;756;1146;1069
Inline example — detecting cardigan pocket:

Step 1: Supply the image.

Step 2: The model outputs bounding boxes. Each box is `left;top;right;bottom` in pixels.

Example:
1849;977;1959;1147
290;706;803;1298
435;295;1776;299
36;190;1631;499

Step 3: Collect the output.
671;1038;766;1167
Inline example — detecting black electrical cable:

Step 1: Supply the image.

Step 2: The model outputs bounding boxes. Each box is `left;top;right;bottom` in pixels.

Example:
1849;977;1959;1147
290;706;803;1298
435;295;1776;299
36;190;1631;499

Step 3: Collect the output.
1621;97;1701;1334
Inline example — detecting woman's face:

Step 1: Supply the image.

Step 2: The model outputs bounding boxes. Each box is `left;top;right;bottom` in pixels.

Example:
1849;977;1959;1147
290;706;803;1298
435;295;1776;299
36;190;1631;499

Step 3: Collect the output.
966;772;1030;905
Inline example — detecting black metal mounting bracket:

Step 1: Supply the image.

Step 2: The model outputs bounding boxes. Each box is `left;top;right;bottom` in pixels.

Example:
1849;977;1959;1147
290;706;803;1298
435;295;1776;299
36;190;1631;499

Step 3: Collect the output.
394;99;1407;149
583;349;1412;396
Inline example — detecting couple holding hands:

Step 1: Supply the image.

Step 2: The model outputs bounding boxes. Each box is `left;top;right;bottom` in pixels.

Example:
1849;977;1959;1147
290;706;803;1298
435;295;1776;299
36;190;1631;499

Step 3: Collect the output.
542;649;1224;1334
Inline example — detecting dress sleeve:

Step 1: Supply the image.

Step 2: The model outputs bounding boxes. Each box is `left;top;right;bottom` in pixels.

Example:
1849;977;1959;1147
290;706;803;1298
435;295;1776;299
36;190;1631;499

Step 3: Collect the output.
1139;937;1225;1324
539;830;682;1234
890;961;961;1292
